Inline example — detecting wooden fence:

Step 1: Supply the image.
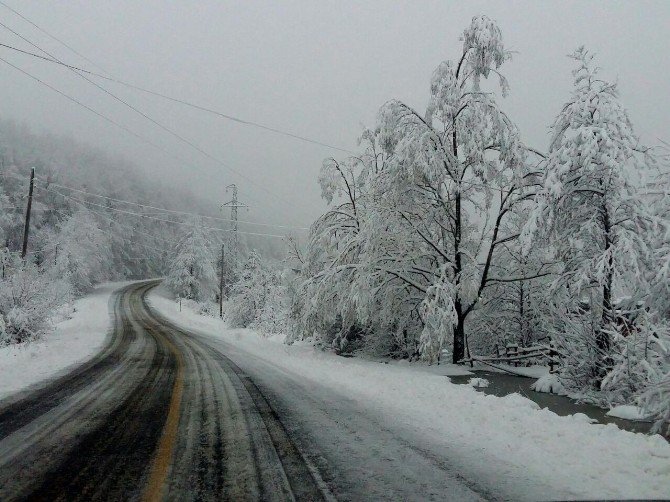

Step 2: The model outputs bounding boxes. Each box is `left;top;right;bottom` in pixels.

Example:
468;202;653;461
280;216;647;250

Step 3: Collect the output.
459;343;560;372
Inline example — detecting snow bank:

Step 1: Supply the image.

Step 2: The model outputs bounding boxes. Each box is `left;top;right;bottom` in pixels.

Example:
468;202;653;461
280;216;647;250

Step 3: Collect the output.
149;287;670;501
498;392;541;411
0;281;129;400
571;412;598;424
531;373;568;395
607;405;652;421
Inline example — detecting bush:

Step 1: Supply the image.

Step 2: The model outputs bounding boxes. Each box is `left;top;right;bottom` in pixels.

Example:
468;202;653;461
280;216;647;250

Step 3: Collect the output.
0;259;72;345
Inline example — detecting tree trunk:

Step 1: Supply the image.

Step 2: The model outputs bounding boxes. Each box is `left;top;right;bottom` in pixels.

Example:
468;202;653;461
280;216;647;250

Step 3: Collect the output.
519;281;525;346
596;201;613;385
451;181;465;363
452;312;465;364
451;125;466;364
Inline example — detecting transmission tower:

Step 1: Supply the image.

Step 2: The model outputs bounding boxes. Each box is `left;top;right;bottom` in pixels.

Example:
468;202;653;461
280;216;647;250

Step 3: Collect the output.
222;184;248;255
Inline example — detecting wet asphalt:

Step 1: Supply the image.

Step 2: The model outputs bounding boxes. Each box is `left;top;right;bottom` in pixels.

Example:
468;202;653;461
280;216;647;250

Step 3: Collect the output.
0;281;329;501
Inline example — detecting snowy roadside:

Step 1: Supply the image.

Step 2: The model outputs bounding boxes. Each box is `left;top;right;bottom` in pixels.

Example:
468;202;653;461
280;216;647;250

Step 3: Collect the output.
0;281;132;400
149;285;670;500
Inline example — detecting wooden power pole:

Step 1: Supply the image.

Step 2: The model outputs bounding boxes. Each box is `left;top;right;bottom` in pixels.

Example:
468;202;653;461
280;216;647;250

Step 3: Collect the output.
219;243;225;318
20;167;35;259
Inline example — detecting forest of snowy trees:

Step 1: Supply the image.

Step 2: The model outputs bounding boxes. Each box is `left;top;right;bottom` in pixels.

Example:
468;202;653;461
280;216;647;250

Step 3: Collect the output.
218;17;670;432
0;118;279;346
1;16;669;433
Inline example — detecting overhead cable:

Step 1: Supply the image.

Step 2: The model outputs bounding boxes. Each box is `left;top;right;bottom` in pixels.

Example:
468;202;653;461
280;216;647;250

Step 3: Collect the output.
35;176;308;231
39;185;289;239
0;23;310;224
0;38;354;155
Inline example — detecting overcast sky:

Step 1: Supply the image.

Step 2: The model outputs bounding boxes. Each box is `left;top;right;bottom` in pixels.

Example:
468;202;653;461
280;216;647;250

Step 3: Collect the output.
1;0;668;231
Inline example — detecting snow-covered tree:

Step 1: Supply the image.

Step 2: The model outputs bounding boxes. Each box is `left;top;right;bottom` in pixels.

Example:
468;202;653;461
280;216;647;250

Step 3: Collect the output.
291;133;374;349
294;16;547;361
525;47;663;391
469;214;556;355
165;219;217;302
645;171;670;319
227;251;288;334
368;16;542;362
0;176;24;251
51;209;112;293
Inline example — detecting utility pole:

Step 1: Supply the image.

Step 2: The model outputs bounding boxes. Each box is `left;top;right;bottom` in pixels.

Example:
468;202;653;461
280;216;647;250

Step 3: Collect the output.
219;243;225;318
222;183;248;258
20;167;35;259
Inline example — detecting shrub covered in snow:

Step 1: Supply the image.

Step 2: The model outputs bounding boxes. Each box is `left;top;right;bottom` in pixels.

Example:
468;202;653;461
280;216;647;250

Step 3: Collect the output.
638;337;670;434
468;377;490;388
532;374;567;396
0;257;72;345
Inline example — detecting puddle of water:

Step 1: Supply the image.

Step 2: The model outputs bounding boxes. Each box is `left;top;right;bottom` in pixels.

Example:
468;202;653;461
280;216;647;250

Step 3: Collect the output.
449;370;665;438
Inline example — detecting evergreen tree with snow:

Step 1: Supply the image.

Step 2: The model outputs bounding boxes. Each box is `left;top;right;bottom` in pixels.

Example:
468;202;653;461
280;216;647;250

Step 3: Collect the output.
165;219;217;302
527;47;662;390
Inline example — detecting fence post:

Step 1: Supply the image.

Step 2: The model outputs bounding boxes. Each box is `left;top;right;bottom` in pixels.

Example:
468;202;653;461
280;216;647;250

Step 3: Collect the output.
506;343;519;367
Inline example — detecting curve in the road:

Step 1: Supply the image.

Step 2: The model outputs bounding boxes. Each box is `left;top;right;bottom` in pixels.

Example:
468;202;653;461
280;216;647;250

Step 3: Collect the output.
0;281;330;502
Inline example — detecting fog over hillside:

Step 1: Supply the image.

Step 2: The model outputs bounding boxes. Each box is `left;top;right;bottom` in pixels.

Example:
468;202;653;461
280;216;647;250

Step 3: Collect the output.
1;4;669;501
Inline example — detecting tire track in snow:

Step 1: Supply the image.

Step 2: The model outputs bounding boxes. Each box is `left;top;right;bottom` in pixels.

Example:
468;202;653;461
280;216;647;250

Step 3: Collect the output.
0;281;331;501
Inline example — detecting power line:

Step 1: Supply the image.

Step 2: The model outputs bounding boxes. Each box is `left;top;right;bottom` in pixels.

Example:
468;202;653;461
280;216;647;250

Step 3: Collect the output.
34;176;308;231
0;22;302;218
0;55;177;157
0;54;302;229
48;202;173;254
0;40;355;155
0;24;311;225
66;201;178;247
0;0;110;76
24;240;59;257
0;171;32;182
39;185;289;239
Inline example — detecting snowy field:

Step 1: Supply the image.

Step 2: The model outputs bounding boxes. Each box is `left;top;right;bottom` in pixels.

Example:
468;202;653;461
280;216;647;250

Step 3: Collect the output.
0;281;130;400
149;286;670;501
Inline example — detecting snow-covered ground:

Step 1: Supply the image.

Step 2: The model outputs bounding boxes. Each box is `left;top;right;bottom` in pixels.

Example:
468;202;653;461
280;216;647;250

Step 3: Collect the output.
0;281;130;400
150;285;670;500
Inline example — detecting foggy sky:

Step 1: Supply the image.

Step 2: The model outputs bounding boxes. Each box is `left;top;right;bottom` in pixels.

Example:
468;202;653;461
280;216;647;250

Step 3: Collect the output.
1;0;669;232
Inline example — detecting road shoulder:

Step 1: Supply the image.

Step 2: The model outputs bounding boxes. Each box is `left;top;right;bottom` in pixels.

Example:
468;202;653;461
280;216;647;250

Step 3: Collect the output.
0;281;134;401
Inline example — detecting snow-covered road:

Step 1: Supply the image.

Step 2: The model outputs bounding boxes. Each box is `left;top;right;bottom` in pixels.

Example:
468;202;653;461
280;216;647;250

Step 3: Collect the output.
150;286;670;501
195;334;488;501
0;281;330;500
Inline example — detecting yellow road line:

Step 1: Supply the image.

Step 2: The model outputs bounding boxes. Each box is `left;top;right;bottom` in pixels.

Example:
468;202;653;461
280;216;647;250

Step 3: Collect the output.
142;327;184;502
